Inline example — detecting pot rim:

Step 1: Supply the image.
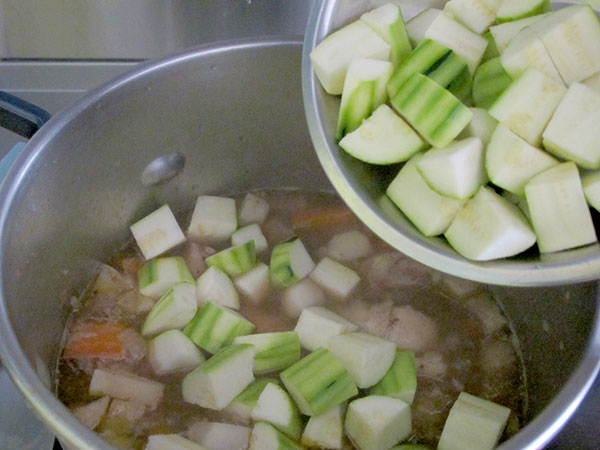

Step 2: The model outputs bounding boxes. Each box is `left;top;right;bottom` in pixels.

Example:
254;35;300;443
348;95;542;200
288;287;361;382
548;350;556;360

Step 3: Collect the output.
0;36;302;450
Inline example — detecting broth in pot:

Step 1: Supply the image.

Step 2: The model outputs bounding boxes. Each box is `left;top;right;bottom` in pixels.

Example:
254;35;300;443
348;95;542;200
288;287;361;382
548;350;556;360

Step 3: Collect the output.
57;189;526;450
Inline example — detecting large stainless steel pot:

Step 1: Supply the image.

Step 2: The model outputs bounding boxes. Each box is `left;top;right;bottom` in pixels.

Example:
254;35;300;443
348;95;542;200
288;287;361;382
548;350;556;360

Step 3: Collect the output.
0;39;598;450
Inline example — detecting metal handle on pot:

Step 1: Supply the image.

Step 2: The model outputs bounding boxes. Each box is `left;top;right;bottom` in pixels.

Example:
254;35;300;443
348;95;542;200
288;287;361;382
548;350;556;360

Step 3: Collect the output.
0;90;51;139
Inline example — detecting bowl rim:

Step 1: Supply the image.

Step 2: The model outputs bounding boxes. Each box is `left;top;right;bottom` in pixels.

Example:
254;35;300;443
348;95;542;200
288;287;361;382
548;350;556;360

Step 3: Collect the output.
301;0;600;287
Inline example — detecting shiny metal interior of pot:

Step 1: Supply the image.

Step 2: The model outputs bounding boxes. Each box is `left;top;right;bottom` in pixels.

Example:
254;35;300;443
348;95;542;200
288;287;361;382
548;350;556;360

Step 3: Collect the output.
0;39;599;450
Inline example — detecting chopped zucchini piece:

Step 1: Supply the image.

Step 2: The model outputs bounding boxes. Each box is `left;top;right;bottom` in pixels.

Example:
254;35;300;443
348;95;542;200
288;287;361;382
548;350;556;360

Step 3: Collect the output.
141;282;198;337
438;392;511;450
524;162;597;253
294;306;358;351
369;350;417;404
187;196;237;244
309;257;360;299
183;301;255;353
148;329;204;375
270;238;315;288
249;422;304;450
472;57;512;110
232;223;268;254
301;403;345;450
196;266;239;310
281;278;326;320
239;193;269;226
443;0;502;34
444;186;536;260
182;344;255;410
542;82;600;169
234;262;270;304
130;205;185;260
310;20;391;95
138;256;194;298
489;14;548;53
186;422;251;450
361;3;412;68
234;331;301;374
205;241;256;277
345;395;412;450
280;348;358;416
251;383;303;440
458;107;498;147
496;0;551;23
223;378;279;422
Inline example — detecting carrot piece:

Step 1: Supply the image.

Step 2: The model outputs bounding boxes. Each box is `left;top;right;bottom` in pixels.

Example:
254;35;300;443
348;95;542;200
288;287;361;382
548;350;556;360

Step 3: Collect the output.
64;322;128;360
291;205;355;230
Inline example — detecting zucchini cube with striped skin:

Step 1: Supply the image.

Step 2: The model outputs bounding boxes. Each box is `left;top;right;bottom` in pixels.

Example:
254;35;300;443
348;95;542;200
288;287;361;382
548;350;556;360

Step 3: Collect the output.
360;3;412;68
270;238;314;288
130;204;186;260
438;392;511;450
345;395;412;450
234;331;301;374
223;378;279;422
142;282;198;337
369;350;417;404
138;256;194;298
249;422;304;450
182;344;255;410
183;301;255;354
280;348;358;416
443;0;502;34
391;72;472;149
472;57;512;110
205;240;256;277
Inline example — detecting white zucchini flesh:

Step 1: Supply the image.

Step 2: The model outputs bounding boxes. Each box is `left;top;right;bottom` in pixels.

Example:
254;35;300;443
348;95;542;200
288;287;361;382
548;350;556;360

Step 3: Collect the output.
489;14;548;53
500;27;563;83
444;186;536;261
542;82;600;169
71;396;110;430
301;403;345;450
416;137;485;200
309;257;361;299
231;223;268;254
489;67;566;146
187;196;237;244
345;395;412;450
386;154;466;237
360;3;412;68
328;332;397;388
406;8;441;46
421;10;488;74
233;262;270;304
437;392;511;450
502;190;531;221
238;193;270;226
234;331;301;374
529;5;600;85
281;278;326;320
524;162;597;253
148;329;205;375
182;344;255;410
145;434;208;450
141;282;198;337
339;104;425;165
294;306;358;351
270;238;315;288
130;205;186;260
495;0;550;23
458;107;498;147
223;378;279;422
443;0;502;34
582;71;600;93
486;123;558;196
89;369;164;408
196;266;239;310
138;256;195;298
325;230;373;261
186;422;251;450
582;169;600;212
337;58;394;140
251;383;303;440
310;20;391;95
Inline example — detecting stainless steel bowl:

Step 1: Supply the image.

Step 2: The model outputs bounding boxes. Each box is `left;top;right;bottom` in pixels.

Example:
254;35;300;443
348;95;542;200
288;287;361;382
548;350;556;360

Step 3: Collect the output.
302;0;600;286
0;39;598;450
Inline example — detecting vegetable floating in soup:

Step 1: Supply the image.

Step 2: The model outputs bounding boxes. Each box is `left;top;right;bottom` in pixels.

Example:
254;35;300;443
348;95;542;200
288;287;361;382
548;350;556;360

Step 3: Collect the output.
57;189;525;450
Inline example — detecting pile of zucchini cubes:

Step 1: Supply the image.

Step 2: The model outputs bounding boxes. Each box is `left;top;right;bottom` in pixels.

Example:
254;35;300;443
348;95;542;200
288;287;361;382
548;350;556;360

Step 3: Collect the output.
311;1;600;261
125;195;512;450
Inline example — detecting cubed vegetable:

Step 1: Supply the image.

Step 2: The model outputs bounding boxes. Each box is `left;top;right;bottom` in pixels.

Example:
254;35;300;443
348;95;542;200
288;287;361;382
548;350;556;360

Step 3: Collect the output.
130;205;186;260
294;306;358;351
138;256;194;298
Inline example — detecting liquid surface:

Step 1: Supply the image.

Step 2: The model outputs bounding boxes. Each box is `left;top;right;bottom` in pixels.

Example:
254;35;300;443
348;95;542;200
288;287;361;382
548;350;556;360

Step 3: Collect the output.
57;189;526;449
